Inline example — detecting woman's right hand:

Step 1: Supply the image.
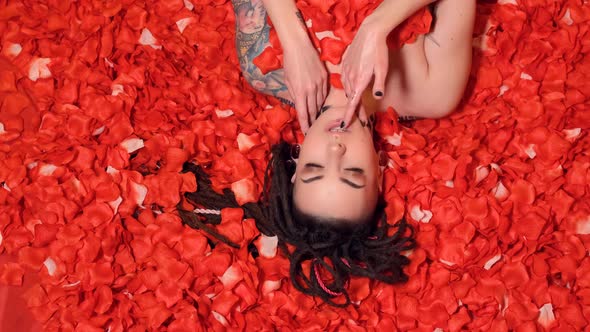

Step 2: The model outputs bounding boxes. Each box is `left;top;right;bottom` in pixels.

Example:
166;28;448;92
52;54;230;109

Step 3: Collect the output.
282;39;328;133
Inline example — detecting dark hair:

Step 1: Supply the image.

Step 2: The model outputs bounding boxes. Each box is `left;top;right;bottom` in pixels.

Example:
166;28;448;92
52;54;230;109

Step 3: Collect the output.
178;142;415;306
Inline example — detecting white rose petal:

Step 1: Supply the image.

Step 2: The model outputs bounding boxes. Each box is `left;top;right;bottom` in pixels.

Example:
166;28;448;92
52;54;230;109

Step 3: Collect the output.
490;163;502;174
237;133;257;152
445;180;454;188
0;122;5;134
498;84;510;97
139;28;161;49
92;126;105;136
563;128;581;141
484;254;502;270
262;280;281;295
39;164;57;176
104;57;115;68
44;257;57;276
62;281;81;288
27;161;38;169
176;18;192;33
386;133;403;147
475;166;490;184
120;137;144;153
8;43;22;56
259;235;278;258
492;181;509;200
131;182;147;207
439;259;456;267
183;0;194;10
109;196;123;214
111;84;124;96
576;216;590;235
498;0;517;4
562;9;573;26
28;58;52;81
520;72;533;80
215;109;234;118
219;265;241;289
410;205;432;223
2;183;10;192
106;165;118;175
211;311;229;326
538;303;556;327
524;144;536;159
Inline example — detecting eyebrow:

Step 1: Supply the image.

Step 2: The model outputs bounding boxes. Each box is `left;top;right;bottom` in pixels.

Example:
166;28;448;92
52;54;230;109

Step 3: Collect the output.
300;176;365;189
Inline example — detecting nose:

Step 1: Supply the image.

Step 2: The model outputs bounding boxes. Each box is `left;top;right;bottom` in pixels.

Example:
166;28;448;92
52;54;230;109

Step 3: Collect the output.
328;141;346;155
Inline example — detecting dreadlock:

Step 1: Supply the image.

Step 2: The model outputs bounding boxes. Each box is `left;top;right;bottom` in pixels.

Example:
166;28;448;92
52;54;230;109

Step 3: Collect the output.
178;142;415;307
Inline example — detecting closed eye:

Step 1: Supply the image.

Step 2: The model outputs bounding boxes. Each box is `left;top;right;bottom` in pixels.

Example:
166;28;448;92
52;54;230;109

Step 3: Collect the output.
344;167;364;174
305;163;324;169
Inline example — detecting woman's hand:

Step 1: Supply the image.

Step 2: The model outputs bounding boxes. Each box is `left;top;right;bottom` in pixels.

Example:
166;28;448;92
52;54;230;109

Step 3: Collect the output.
341;22;389;128
283;40;328;133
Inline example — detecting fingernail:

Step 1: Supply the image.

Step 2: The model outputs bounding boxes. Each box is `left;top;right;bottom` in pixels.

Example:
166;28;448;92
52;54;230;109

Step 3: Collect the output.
340;121;345;128
375;91;383;97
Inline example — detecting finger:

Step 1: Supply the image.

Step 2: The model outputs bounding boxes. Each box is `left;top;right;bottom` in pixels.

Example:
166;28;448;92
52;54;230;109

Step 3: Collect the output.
321;74;328;105
295;95;309;133
315;87;323;116
342;88;363;128
358;106;368;124
318;69;328;107
343;70;353;99
307;92;318;125
372;53;389;99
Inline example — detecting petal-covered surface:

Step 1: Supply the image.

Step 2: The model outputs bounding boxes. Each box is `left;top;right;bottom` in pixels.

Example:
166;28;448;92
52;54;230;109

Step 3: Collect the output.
1;0;590;331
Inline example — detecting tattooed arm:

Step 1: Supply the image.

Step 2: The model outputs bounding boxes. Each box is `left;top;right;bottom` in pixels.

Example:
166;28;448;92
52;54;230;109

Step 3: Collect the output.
232;0;293;105
232;0;328;133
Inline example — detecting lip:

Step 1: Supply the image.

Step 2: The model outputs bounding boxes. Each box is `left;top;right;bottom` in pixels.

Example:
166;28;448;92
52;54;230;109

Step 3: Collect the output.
325;119;349;133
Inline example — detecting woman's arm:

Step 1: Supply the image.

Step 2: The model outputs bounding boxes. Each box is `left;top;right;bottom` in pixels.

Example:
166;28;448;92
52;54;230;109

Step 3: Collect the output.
262;0;328;132
362;0;436;35
233;0;291;101
260;0;309;50
340;0;436;127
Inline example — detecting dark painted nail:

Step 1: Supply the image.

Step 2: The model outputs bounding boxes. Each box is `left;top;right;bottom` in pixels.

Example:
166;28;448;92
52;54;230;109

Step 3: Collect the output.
375;91;383;97
340;121;345;128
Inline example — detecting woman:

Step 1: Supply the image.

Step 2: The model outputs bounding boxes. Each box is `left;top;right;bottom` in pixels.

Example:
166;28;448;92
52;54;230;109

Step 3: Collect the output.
180;0;475;306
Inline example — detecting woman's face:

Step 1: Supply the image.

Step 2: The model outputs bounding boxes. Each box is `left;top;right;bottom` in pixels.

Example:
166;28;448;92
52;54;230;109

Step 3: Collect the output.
293;102;381;224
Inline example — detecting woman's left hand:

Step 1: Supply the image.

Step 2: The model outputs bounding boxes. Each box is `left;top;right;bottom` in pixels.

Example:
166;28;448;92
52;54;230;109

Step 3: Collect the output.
341;22;389;128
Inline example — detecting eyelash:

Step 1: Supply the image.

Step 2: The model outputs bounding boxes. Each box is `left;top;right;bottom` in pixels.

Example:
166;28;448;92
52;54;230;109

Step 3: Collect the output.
347;168;364;174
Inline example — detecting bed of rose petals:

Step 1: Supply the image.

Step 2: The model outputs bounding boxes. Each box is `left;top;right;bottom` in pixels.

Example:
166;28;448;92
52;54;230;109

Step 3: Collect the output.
1;0;590;330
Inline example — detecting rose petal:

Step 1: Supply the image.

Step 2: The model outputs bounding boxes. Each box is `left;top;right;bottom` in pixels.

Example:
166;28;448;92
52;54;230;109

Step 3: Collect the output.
28;58;52;81
176;18;192;33
538;303;556;328
43;257;57;276
258;235;278;258
410;205;432;223
120;137;144;153
139;28;161;49
183;0;194;10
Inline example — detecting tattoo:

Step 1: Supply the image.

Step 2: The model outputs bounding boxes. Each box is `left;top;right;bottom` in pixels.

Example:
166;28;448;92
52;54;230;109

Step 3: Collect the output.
231;0;292;103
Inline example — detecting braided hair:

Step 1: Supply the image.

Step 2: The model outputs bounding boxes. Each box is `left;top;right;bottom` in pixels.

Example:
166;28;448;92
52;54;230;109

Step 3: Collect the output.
178;142;415;307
